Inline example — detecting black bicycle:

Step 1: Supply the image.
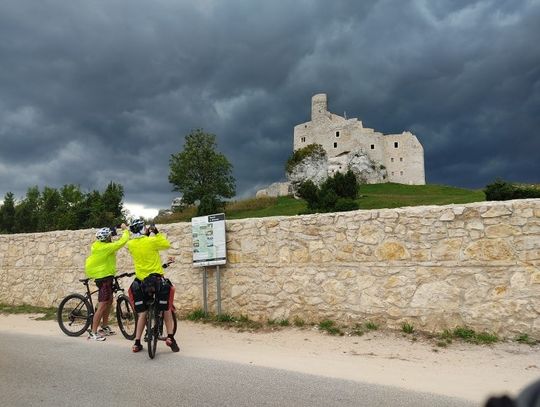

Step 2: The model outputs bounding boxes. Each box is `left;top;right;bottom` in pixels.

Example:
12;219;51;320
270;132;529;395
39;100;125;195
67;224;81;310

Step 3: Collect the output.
144;277;177;359
57;272;137;339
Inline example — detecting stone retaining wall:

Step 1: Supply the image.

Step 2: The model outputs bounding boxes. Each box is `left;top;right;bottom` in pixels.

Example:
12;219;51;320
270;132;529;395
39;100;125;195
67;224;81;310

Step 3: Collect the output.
1;199;539;338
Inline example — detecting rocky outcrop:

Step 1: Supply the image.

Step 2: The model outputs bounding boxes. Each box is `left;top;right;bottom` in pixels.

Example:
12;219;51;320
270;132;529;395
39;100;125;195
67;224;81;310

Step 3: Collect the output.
287;148;386;194
329;149;387;184
286;151;329;191
255;182;292;198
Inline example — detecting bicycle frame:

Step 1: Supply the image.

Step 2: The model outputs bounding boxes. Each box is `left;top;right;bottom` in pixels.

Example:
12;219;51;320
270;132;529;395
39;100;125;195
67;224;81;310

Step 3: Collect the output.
80;273;133;315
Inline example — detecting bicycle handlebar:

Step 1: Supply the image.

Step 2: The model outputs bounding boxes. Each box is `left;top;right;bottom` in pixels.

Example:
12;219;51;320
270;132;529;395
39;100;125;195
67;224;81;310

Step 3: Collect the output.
116;272;135;279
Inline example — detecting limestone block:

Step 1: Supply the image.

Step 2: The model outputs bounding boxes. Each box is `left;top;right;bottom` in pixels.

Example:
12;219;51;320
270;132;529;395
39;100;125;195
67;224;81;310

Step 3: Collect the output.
466;219;484;230
356;224;383;245
291;246;309;263
432;238;462;261
484;224;520;238
311;249;334;263
464;239;515;261
439;210;455;221
482;206;513;218
410;281;460;310
415;267;452;285
375;241;410;261
228;251;242;263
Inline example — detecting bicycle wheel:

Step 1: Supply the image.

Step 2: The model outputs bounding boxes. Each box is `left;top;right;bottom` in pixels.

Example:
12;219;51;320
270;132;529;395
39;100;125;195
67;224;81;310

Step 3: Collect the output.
116;295;136;340
147;304;159;359
57;293;92;336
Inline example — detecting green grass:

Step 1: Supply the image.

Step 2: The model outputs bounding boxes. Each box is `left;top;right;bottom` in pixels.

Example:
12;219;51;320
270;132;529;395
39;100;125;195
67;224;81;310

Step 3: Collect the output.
402;322;415;334
155;183;484;223
356;183;485;210
0;303;57;320
318;319;344;336
437;326;499;345
515;334;538;345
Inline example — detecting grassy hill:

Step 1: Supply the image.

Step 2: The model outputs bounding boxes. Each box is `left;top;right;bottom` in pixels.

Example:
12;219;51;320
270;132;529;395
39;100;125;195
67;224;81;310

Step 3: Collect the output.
155;183;486;223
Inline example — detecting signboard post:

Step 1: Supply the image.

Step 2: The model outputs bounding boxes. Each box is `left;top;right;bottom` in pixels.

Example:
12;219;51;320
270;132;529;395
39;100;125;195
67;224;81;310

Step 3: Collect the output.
191;213;226;315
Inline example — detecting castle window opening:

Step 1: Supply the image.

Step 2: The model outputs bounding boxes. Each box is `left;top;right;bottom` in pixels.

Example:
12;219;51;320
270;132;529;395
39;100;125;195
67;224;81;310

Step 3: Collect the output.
391;158;394;162
391;172;395;176
394;142;399;148
400;157;403;162
301;137;306;142
333;142;338;148
400;171;403;175
370;144;375;150
335;131;340;137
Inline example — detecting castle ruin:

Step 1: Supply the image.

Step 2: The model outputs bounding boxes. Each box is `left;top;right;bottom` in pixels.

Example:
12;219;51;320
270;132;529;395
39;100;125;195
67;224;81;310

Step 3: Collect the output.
293;94;425;185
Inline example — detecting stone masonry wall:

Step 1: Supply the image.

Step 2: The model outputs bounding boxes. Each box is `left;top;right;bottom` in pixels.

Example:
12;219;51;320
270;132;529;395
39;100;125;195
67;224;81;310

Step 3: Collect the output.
1;199;539;338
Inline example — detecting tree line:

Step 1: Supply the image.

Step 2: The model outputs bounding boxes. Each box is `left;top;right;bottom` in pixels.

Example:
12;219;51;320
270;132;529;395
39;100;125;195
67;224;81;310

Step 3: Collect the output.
0;182;125;234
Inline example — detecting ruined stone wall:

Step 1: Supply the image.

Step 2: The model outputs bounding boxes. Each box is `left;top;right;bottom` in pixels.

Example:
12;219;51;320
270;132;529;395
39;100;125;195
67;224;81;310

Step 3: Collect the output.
293;93;426;185
1;199;539;338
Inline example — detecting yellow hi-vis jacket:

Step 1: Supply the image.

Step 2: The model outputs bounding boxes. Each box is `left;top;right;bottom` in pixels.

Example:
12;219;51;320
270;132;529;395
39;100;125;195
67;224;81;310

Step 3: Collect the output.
126;233;171;281
85;230;130;280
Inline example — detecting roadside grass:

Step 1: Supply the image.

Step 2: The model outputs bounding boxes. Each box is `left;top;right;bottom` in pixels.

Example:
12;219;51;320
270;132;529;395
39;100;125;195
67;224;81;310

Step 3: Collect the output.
402;322;415;334
4;304;535;349
350;321;379;336
435;327;499;346
154;183;484;223
0;303;57;320
515;333;538;345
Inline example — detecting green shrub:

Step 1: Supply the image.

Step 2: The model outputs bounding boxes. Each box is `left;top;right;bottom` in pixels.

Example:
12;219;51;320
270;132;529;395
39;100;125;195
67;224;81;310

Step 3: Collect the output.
297;170;359;213
484;179;540;201
186;309;208;321
364;321;378;331
402;322;415;334
293;317;305;327
318;319;343;335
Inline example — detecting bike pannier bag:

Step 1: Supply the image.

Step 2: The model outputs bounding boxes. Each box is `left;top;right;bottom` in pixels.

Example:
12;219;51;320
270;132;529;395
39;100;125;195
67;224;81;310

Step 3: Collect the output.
128;280;146;313
156;279;171;311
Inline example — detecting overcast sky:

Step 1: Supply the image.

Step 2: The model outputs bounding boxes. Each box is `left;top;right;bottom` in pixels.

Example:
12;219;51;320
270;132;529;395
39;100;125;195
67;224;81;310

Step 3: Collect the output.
1;0;539;217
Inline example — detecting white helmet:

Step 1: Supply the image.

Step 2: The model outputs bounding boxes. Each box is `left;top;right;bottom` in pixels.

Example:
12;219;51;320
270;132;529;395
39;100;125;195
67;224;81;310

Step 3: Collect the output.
95;227;112;242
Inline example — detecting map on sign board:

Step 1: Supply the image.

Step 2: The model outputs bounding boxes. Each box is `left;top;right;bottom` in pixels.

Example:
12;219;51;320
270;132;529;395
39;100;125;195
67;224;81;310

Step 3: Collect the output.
191;213;226;267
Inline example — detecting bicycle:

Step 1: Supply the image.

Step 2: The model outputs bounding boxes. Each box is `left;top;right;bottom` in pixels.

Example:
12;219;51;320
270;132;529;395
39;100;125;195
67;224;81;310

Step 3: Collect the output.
57;272;137;340
142;265;178;359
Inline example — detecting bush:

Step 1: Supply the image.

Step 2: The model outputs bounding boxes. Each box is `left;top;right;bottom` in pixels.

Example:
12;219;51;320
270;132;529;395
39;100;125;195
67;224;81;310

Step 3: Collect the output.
296;170;359;213
484;179;540;201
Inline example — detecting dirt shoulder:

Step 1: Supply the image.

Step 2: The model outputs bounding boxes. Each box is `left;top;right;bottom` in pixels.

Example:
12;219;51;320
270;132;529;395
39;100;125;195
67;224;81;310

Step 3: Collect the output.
1;314;538;403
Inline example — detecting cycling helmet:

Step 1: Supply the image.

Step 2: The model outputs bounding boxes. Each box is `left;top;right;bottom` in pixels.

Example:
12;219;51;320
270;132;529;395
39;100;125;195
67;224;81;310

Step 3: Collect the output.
130;218;145;234
95;227;112;242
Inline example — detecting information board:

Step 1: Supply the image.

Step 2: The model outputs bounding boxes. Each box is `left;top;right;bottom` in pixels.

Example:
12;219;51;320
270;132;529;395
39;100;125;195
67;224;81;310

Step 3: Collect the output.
191;213;226;267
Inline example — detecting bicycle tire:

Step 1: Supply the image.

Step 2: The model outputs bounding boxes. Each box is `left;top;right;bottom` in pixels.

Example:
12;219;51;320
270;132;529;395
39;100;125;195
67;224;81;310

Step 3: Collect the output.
116;295;136;340
57;293;92;336
147;304;158;359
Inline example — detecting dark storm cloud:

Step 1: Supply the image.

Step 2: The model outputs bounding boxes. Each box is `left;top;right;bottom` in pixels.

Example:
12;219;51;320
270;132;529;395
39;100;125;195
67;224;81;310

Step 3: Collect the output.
0;0;538;213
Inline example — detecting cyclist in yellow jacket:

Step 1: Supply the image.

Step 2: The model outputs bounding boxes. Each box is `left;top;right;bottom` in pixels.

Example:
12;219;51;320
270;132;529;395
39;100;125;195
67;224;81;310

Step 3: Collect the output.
85;223;129;341
127;218;179;353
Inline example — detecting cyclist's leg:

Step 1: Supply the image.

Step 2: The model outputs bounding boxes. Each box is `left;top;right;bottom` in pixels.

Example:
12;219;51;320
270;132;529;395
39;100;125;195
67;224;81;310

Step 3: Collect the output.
91;277;113;337
100;298;113;327
132;311;146;352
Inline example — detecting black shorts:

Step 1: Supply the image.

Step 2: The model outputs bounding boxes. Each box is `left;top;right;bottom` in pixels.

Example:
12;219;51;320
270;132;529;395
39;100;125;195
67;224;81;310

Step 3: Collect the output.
95;276;113;302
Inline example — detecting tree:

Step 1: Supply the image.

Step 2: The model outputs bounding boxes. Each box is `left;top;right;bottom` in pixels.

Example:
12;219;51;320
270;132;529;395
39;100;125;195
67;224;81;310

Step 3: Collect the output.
0;192;16;233
14;186;40;233
169;129;236;216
